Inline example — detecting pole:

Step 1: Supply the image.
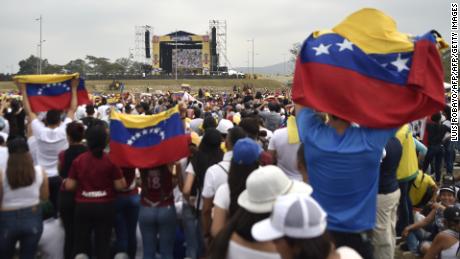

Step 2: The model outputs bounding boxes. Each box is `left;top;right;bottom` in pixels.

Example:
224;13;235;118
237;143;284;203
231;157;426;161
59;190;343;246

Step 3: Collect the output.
251;38;254;78
35;15;43;74
39;15;42;74
175;30;178;80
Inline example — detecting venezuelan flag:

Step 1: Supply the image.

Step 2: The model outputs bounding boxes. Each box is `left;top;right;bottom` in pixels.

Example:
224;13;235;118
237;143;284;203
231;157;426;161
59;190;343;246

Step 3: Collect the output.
109;105;191;168
292;8;446;128
13;73;90;112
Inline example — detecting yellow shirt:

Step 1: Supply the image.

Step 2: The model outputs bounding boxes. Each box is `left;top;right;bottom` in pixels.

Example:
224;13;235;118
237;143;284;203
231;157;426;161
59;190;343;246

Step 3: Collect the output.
396;124;418;182
409;170;436;207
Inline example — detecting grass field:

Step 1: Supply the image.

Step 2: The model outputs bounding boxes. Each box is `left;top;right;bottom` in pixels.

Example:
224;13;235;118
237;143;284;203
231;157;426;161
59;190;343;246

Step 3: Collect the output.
0;77;289;93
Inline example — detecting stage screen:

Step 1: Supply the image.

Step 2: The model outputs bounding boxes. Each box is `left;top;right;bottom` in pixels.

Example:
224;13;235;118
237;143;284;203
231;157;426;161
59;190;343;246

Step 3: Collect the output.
172;49;202;69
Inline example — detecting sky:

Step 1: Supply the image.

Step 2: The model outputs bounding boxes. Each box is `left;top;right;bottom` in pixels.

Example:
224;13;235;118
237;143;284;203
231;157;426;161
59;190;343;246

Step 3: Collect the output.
0;0;452;73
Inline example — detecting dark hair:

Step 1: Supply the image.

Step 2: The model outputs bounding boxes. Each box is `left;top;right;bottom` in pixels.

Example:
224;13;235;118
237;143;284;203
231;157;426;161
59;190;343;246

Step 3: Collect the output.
66;122;85;143
10;99;21;113
6;138;35;189
228;161;259;217
85;104;95;116
209;208;270;259
202;116;217;130
125;104;132;114
431;112;442;123
101;97;107;105
285;233;333;259
85;124;107;158
190;129;223;194
194;107;202;119
227;126;247;149
239;117;260;139
45;109;62;126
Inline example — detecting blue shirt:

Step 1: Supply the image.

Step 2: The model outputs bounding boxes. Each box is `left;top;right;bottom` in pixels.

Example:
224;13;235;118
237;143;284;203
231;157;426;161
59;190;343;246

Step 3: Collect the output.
297;108;396;232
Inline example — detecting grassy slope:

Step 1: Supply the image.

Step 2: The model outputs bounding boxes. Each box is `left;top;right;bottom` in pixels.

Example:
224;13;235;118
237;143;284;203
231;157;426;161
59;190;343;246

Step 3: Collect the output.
0;78;286;93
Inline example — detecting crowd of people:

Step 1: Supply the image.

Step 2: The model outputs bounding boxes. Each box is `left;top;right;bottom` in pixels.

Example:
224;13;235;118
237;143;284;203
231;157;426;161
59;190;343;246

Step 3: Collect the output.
0;77;455;259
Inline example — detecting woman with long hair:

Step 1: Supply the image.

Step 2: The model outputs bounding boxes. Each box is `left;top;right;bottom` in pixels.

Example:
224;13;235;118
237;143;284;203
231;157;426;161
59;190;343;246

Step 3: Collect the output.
211;137;261;237
251;193;362;259
0;138;49;259
138;164;176;259
58;121;87;259
65;124;126;259
182;128;223;258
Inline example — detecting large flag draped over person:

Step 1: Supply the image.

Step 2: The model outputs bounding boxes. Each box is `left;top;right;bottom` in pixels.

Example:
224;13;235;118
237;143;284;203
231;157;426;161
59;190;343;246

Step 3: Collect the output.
292;8;447;128
13;73;90;112
109;105;191;168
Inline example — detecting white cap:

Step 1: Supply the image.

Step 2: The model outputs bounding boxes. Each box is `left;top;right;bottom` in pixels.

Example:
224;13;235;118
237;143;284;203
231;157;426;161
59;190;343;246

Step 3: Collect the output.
216;119;234;134
237;165;313;213
251;193;327;241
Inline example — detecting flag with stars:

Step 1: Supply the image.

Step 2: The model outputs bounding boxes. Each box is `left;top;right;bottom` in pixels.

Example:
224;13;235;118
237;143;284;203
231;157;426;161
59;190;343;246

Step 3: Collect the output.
13;73;90;112
292;8;446;128
109;105;191;168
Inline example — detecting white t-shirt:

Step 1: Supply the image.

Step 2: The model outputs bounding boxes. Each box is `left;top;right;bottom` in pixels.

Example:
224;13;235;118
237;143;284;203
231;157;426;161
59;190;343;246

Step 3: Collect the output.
337;246;363;259
202;151;232;198
0;146;7;173
227;240;281;259
97;104;111;122
32;117;71;177
1;165;43;209
38;218;65;259
214;183;230;210
28;136;39;166
268;128;302;181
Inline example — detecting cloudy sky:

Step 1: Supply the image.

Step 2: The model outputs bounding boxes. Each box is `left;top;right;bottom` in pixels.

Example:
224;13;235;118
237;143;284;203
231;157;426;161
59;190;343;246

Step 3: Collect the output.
0;0;452;73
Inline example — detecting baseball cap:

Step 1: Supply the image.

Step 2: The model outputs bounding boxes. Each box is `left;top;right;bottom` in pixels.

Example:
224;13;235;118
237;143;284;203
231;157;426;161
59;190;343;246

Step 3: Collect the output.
216;119;234;135
232;138;262;165
238;165;313;213
440;185;456;195
444;206;460;221
252;193;327;241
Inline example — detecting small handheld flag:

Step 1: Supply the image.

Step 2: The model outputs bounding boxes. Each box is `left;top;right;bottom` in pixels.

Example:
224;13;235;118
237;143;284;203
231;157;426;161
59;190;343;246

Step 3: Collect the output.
109;105;191;168
13;73;91;112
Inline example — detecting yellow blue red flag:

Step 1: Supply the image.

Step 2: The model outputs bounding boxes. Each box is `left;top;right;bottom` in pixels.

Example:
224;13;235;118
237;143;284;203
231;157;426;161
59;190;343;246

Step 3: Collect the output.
292;8;446;128
109;105;191;168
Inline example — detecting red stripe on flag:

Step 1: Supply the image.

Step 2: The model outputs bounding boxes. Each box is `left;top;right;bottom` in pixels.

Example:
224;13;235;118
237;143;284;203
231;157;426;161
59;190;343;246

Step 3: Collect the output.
109;134;191;168
292;61;445;128
28;90;91;112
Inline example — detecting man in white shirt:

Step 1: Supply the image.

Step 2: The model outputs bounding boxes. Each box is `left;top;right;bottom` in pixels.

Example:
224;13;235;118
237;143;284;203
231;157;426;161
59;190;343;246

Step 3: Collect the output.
201;126;246;238
18;78;78;217
97;97;111;123
268;127;303;181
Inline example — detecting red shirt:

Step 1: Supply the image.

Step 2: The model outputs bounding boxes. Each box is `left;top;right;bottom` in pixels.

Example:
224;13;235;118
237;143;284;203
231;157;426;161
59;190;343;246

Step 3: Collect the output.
68;151;123;203
140;168;174;207
117;168;139;197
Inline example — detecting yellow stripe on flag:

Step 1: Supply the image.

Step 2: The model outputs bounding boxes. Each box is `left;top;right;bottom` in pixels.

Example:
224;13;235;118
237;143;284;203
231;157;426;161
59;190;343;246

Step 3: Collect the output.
111;105;180;129
331;8;414;54
13;73;80;84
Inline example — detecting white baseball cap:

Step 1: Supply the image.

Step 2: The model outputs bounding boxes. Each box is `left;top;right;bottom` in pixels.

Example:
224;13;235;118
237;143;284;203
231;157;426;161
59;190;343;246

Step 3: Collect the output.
237;165;313;213
216;119;234;134
251;193;327;241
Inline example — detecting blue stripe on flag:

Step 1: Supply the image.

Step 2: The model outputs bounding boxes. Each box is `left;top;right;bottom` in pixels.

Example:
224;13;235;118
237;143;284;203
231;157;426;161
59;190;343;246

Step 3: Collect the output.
299;34;413;86
110;113;184;148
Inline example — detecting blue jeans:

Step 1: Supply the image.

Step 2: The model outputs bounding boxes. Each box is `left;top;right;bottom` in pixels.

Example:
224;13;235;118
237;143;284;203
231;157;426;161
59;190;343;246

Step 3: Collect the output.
115;194;140;258
0;206;43;259
181;203;204;259
139;204;176;259
444;141;455;175
423;145;444;182
396;181;414;236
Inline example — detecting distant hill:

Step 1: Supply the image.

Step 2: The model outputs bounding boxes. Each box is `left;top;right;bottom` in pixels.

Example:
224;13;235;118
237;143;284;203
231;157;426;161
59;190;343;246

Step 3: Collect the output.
234;61;294;75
